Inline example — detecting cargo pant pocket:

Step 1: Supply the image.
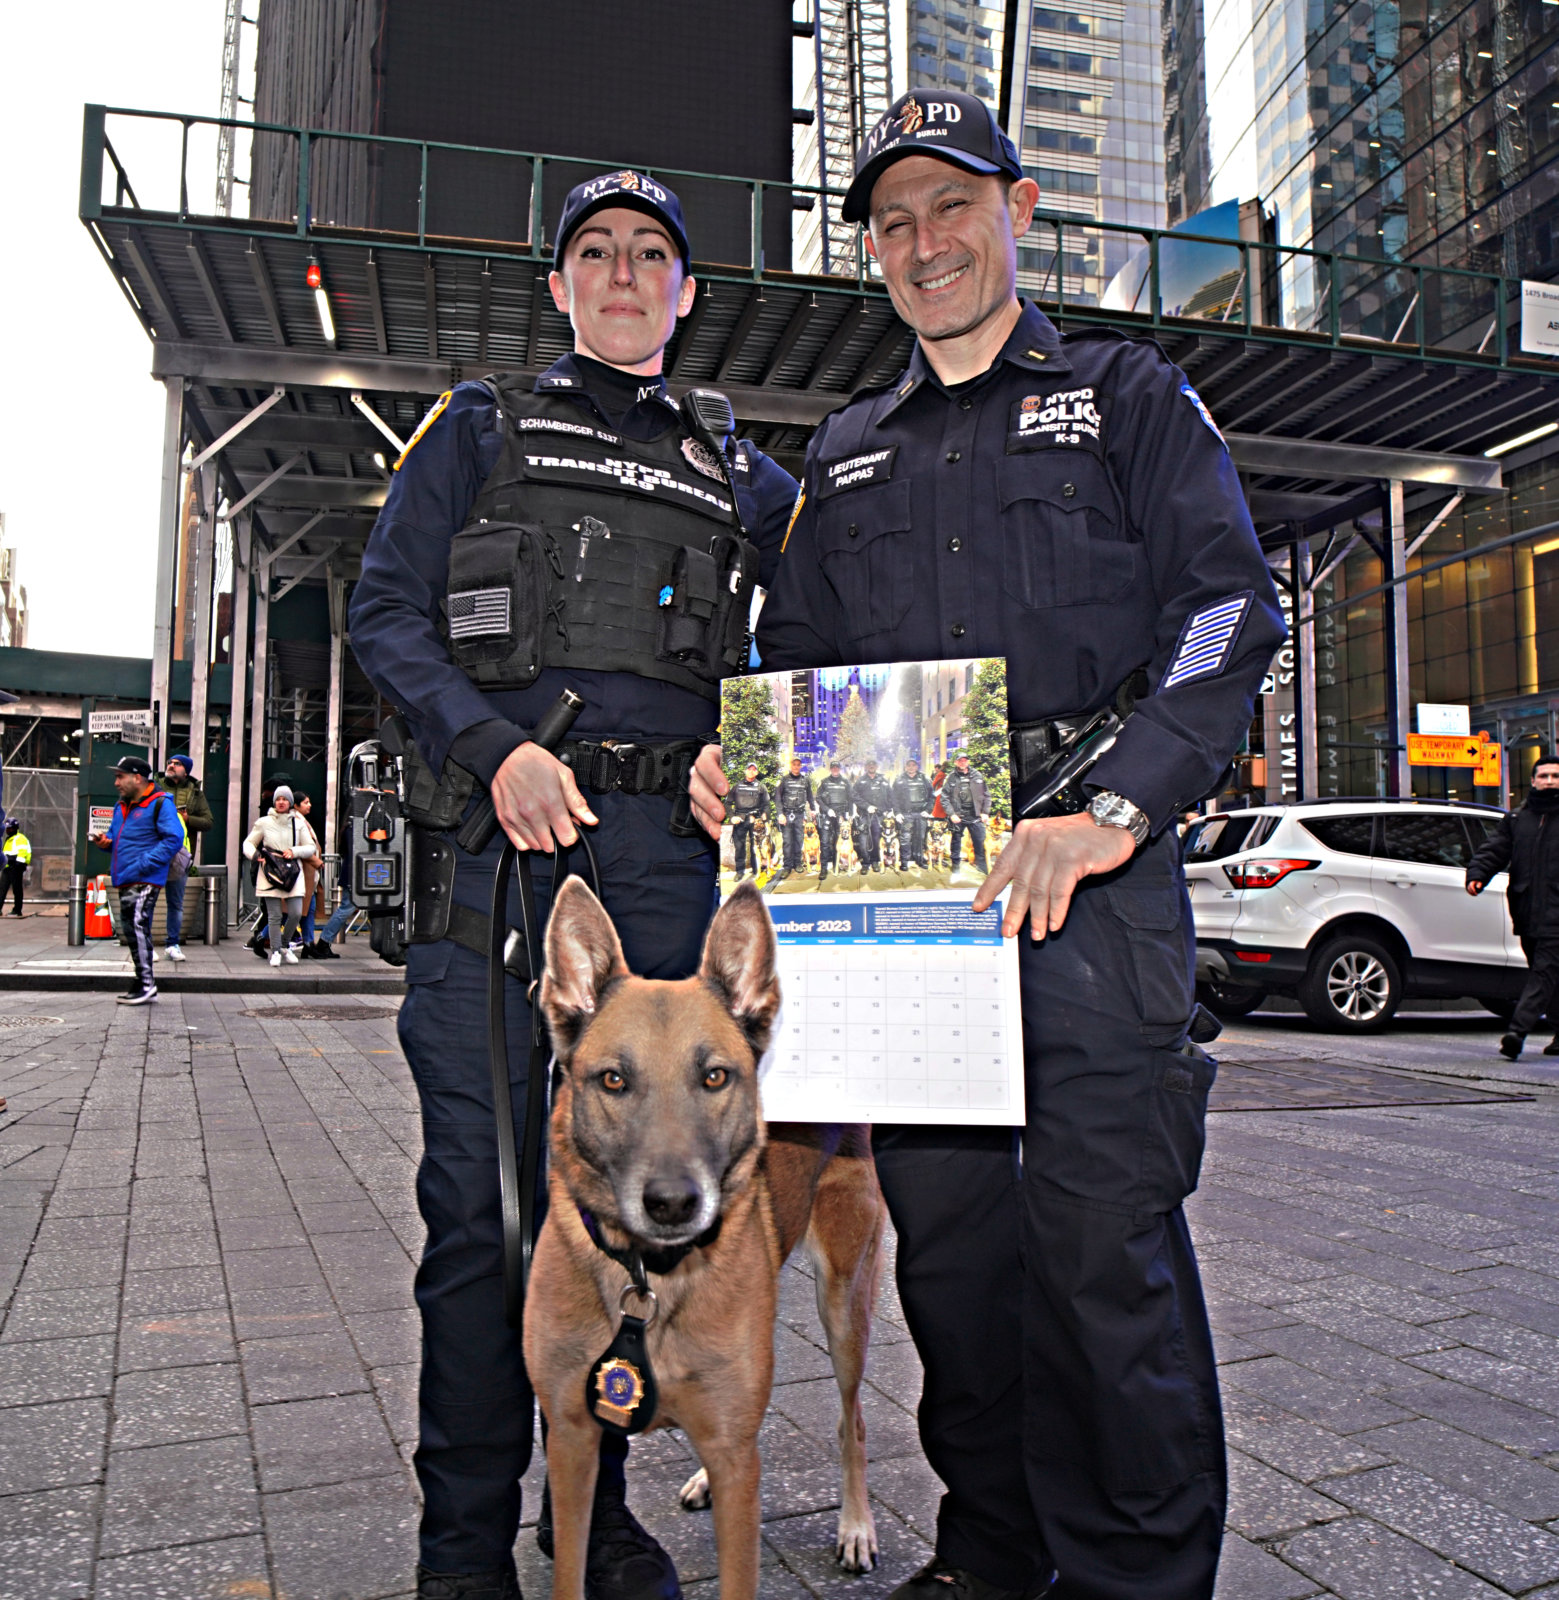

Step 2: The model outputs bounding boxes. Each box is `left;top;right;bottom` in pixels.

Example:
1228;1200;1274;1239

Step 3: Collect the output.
1105;882;1195;1045
1137;1042;1217;1216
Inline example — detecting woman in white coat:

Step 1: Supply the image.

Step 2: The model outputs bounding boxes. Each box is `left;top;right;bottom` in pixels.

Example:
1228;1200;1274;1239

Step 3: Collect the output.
243;785;317;966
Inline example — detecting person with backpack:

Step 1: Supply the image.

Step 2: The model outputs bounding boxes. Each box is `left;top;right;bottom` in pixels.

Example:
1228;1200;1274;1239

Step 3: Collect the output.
87;756;187;1005
242;785;316;967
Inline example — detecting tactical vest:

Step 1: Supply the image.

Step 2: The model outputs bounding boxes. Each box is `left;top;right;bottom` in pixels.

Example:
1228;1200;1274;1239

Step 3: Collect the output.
817;776;851;815
777;775;813;812
442;376;759;701
897;774;933;811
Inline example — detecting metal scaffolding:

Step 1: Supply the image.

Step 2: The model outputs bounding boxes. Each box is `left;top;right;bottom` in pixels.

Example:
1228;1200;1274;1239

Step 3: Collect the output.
215;0;244;216
809;0;893;276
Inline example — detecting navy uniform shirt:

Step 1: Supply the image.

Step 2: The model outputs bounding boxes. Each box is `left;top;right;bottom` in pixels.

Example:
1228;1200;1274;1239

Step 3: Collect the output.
349;352;799;782
757;302;1285;833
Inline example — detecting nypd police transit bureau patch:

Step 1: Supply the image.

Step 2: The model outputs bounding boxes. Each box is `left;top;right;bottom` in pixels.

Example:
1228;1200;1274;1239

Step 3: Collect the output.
393;390;452;471
1162;592;1253;689
522;452;733;516
1007;388;1103;453
1181;383;1225;444
817;446;898;498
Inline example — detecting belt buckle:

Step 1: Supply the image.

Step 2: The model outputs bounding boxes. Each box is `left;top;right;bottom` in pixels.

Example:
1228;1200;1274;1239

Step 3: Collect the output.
612;742;645;796
587;742;621;794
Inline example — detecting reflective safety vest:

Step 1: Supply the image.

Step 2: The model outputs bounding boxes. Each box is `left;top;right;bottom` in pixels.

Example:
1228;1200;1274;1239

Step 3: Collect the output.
442;377;760;701
2;829;30;866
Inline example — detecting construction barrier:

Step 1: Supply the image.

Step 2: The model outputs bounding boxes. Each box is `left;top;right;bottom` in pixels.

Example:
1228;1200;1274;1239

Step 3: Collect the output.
84;875;114;939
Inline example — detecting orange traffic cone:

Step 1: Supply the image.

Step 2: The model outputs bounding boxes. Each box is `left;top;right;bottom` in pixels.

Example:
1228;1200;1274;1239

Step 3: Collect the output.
85;875;114;939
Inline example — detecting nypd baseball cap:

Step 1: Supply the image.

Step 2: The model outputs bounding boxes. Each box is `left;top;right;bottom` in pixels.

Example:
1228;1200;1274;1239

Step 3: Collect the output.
843;90;1023;223
554;170;691;270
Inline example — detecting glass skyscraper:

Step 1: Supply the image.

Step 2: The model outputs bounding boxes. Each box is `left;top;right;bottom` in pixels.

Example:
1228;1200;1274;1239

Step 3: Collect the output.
907;0;1007;106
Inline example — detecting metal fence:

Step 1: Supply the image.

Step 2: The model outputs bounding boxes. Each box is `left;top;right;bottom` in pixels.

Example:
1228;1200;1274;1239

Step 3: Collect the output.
3;768;78;903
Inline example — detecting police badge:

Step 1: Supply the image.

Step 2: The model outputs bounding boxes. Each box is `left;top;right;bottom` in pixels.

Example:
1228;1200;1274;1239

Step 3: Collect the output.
593;1357;647;1428
680;436;728;483
585;1294;659;1436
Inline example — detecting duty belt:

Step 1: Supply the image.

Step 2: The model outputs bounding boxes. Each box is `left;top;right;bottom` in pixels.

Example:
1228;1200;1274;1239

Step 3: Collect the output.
558;738;704;798
1008;667;1149;788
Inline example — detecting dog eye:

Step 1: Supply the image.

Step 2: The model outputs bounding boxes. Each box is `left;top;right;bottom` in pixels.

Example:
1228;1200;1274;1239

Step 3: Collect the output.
601;1069;628;1093
701;1066;730;1091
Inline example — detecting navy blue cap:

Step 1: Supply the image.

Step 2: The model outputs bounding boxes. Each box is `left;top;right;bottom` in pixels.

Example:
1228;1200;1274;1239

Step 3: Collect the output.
843;91;1022;223
114;755;152;778
554;170;691;271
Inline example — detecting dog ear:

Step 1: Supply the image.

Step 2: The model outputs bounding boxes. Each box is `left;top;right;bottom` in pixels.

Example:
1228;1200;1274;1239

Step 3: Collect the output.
699;880;781;1055
541;878;629;1059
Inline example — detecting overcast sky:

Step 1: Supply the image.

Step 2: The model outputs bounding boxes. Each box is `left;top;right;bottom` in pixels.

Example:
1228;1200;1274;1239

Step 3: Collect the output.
0;2;225;654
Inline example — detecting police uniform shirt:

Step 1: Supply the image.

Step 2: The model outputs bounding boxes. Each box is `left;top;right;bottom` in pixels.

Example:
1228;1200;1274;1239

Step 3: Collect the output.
350;353;799;784
757;302;1286;832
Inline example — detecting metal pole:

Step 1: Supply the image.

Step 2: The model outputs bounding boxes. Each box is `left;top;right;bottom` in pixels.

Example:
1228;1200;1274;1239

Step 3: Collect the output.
1385;479;1412;797
1294;538;1318;800
225;512;253;927
185;462;217;826
150;378;185;771
324;573;345;878
246;572;270;905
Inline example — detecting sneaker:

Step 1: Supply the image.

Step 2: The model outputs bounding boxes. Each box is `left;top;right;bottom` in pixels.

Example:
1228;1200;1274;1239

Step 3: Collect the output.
269;950;284;968
117;987;158;1007
886;1557;1047;1600
536;1476;681;1600
415;1566;520;1600
165;945;186;962
282;947;300;964
1500;1032;1525;1061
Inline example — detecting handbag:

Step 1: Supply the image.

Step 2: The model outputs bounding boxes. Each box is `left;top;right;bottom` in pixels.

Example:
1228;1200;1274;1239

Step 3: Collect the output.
259;846;300;894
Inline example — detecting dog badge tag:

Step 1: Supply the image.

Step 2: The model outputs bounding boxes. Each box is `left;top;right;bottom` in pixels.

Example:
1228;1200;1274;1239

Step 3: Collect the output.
587;1311;659;1437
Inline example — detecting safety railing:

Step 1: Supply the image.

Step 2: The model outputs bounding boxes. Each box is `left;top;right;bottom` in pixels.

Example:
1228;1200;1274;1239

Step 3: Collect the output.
81;105;1528;365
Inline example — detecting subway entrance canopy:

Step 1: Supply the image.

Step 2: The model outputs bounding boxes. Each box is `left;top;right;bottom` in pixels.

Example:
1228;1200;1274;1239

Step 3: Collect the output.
78;105;1559;871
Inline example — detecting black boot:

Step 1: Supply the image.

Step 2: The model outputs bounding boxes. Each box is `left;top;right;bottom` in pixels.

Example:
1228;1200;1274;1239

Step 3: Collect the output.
1500;1031;1525;1061
416;1565;519;1599
887;1556;1054;1600
536;1475;680;1600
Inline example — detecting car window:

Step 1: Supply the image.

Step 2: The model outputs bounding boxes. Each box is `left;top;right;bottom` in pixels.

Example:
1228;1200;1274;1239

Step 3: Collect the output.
1463;815;1499;847
1184;813;1276;860
1299;814;1376;855
1378;814;1473;868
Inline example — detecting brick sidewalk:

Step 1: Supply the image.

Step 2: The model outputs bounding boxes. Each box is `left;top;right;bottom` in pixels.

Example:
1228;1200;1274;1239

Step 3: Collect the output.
5;997;1559;1598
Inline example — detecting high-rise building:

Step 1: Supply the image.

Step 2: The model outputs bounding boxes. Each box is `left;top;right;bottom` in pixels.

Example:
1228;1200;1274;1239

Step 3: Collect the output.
0;519;27;651
1006;0;1167;305
906;0;1006;108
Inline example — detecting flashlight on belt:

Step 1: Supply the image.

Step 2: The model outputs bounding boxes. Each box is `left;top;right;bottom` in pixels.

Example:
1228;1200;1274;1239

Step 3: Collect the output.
455;688;586;855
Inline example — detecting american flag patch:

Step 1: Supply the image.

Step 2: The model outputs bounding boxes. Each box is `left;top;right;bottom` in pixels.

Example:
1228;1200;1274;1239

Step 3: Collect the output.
1162;593;1252;689
448;587;511;640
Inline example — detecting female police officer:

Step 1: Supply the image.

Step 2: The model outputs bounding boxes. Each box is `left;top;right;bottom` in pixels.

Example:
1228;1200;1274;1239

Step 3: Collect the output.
693;93;1284;1600
349;172;796;1600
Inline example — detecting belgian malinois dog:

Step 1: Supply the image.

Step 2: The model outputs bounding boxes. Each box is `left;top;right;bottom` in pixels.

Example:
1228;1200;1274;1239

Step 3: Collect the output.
528;878;886;1600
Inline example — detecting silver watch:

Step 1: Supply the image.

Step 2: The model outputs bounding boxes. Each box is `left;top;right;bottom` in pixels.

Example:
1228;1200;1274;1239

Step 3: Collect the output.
1087;790;1150;847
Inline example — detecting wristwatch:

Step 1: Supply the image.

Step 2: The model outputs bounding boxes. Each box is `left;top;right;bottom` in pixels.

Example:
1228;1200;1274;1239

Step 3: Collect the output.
1087;790;1150;848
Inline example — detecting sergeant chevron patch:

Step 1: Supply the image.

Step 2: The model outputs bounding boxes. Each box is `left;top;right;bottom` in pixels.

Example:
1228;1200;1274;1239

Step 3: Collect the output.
1162;592;1253;689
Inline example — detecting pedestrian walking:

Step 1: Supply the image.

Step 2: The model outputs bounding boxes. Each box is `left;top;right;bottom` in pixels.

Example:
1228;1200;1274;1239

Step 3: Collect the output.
158;753;213;962
242;786;316;967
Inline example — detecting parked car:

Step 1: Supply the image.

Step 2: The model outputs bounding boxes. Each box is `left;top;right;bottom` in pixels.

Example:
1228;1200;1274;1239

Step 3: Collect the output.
1183;798;1524;1032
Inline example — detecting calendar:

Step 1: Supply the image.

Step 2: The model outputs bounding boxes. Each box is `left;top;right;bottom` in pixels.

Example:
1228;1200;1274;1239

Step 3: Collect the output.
721;654;1024;1125
758;895;1025;1125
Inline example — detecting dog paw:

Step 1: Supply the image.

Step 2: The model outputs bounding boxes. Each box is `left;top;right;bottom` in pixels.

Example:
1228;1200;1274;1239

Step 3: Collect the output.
678;1466;712;1511
835;1515;879;1573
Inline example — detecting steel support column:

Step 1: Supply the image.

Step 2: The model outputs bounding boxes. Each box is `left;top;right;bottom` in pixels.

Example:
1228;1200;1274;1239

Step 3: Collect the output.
185;462;218;831
324;572;345;880
1385;479;1412;796
225;513;253;924
150;378;185;769
1294;539;1319;800
246;570;270;907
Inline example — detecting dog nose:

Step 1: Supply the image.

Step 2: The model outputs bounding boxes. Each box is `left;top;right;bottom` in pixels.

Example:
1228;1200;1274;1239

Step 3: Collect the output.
642;1176;701;1228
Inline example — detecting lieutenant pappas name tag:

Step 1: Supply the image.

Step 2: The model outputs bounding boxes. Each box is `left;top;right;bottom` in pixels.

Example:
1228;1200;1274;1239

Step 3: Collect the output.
818;445;898;497
1009;388;1103;453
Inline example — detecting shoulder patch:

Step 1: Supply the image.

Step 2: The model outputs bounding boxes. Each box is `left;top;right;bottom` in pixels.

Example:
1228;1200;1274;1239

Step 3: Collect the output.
537;375;579;389
1180;383;1225;444
817;446;898;498
781;489;806;553
393;391;452;471
1008;388;1101;452
1162;593;1253;690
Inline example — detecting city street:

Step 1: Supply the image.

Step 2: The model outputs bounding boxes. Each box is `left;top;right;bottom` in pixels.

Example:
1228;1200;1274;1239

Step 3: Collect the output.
4;996;1559;1599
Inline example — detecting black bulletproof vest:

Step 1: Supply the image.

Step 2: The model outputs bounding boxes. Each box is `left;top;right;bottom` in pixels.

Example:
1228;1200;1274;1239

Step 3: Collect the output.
817;776;851;814
897;773;933;810
442;376;759;701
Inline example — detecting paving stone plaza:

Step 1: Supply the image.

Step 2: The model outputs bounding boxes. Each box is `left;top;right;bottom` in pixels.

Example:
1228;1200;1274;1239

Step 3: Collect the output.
5;995;1559;1599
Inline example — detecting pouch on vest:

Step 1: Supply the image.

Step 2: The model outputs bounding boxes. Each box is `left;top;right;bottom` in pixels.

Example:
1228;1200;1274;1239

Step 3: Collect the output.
657;545;721;667
444;522;557;686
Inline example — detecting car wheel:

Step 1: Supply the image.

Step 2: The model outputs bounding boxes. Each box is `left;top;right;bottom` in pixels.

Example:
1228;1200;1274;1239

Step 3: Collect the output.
1196;978;1267;1018
1477;996;1516;1024
1299;935;1401;1032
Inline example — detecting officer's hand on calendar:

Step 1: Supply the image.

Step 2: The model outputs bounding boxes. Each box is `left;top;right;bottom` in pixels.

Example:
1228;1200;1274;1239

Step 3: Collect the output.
491;741;597;853
689;744;729;838
972;813;1135;940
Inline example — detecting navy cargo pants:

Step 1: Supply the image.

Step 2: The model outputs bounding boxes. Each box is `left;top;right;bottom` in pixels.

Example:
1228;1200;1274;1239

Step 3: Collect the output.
872;831;1225;1600
398;791;717;1573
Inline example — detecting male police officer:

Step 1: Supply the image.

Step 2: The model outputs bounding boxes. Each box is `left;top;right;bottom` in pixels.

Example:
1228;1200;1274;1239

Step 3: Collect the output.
943;752;990;873
728;762;770;877
852;760;893;871
775;754;815;877
690;91;1283;1600
892;756;934;868
815;758;852;879
348;171;797;1600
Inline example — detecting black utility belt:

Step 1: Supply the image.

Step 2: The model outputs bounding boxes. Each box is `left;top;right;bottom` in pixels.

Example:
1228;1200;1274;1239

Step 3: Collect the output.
556;737;705;798
1009;717;1086;786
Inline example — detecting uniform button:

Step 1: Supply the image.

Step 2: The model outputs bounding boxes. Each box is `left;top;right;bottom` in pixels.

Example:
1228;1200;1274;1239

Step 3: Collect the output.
959;397;974;410
1062;482;1076;498
948;537;962;552
950;623;966;638
847;524;859;538
946;450;961;463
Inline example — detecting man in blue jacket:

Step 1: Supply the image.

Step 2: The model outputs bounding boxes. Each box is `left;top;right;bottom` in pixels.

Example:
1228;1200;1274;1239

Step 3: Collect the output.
88;756;186;1005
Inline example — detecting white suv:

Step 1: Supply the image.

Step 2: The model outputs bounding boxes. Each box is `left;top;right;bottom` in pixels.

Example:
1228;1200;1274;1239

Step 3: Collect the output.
1183;799;1524;1032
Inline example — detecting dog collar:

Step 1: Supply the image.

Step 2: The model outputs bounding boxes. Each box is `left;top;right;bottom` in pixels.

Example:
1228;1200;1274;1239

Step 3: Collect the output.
577;1206;723;1284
